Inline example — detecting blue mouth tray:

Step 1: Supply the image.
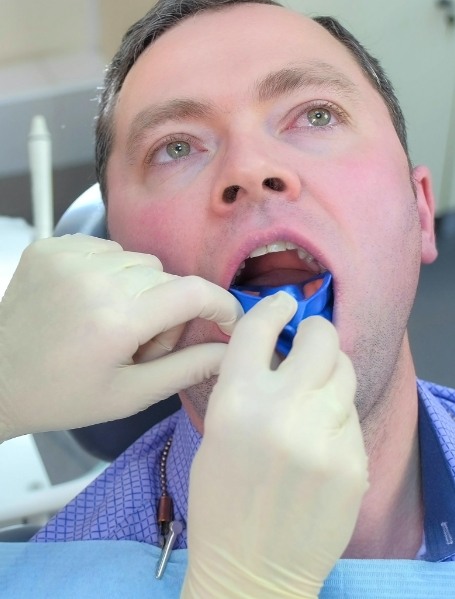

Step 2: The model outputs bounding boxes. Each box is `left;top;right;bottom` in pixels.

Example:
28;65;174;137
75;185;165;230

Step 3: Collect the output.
229;271;333;356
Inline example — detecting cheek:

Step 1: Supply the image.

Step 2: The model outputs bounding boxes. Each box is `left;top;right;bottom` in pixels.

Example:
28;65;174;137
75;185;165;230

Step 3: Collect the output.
321;142;421;326
319;141;415;235
107;194;204;275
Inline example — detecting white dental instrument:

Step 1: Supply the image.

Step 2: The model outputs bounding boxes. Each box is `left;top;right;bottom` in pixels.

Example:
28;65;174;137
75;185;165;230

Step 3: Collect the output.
29;115;54;239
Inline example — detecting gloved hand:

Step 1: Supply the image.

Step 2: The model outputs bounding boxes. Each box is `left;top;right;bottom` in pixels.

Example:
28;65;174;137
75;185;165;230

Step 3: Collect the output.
0;234;242;442
182;293;369;599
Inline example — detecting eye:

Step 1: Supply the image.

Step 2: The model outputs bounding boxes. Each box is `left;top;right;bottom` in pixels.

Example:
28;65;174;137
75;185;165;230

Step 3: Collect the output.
307;107;332;127
290;101;348;132
145;134;199;166
166;140;191;159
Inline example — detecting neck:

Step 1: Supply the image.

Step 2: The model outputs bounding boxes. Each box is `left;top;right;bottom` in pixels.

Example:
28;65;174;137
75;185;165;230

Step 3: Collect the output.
344;334;423;559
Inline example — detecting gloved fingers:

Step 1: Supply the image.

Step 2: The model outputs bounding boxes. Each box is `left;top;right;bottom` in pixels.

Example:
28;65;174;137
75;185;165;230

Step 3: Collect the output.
281;348;357;441
28;235;166;277
279;316;339;390
317;409;369;523
219;292;297;374
83;248;165;272
134;324;186;361
20;236;165;284
29;233;123;255
130;276;244;345
114;343;227;416
325;350;357;418
66;233;124;253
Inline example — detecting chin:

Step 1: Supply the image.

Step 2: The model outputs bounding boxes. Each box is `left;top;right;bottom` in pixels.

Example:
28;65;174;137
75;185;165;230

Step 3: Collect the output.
179;375;218;434
175;318;223;352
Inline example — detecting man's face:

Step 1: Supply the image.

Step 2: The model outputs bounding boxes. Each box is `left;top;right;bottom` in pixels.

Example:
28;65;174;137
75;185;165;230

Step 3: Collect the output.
106;4;437;428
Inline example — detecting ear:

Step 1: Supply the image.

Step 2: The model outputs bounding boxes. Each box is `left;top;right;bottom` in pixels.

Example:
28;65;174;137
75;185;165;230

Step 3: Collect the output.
412;165;438;265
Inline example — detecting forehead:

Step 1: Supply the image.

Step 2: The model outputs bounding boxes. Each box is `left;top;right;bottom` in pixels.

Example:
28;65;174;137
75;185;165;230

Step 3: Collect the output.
118;4;378;108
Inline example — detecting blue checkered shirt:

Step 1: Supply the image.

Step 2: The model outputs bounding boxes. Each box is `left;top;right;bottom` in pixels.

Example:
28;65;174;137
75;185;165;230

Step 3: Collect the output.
32;380;455;560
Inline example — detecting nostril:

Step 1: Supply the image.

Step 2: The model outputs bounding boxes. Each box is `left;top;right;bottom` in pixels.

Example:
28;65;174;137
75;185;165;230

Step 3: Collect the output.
263;177;286;192
222;185;240;203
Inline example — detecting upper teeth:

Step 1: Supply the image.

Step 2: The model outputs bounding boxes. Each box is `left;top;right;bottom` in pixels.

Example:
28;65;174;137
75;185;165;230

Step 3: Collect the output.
233;241;326;282
249;241;320;265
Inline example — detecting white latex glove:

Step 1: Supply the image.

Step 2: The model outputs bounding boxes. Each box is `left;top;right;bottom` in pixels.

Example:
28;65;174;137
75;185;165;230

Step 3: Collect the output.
182;293;369;599
0;234;242;442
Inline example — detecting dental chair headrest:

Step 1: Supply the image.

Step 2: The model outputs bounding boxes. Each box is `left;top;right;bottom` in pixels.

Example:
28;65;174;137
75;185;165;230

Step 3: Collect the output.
54;184;107;238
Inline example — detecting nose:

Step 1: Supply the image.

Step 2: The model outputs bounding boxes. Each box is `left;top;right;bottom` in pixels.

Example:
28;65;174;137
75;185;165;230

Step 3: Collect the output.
222;177;287;203
210;137;302;212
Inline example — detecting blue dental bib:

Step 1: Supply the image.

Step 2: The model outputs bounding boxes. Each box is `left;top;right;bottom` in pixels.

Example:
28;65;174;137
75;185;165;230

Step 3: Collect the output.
1;541;454;598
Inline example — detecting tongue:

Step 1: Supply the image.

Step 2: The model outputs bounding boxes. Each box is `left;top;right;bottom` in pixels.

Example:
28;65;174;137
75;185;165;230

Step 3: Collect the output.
236;250;318;288
240;268;314;287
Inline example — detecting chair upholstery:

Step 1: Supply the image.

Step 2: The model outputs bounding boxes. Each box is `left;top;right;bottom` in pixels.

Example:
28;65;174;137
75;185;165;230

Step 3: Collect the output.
0;524;42;542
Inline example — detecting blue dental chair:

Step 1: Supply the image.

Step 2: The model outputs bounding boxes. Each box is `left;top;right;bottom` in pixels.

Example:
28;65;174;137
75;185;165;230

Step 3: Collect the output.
54;184;182;462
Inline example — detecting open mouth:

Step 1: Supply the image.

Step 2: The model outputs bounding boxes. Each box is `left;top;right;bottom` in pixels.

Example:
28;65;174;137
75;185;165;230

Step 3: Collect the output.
228;241;333;356
230;240;327;290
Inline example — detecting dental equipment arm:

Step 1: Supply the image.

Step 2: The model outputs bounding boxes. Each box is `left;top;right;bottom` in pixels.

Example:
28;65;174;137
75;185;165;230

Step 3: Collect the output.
182;295;369;599
0;234;242;442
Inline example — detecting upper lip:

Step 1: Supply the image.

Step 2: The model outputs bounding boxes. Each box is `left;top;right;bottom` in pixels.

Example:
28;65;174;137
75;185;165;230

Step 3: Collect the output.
223;231;329;288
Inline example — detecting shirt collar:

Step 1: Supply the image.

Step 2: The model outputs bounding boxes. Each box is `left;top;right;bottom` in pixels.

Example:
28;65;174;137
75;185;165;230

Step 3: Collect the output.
418;380;455;561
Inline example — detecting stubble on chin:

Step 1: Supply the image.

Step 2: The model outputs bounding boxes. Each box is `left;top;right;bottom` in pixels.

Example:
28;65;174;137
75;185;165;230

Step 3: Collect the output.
174;320;221;424
180;374;219;427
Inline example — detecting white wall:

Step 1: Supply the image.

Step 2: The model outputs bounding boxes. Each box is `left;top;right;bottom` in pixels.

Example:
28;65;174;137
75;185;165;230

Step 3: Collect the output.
0;0;157;179
0;0;97;67
99;0;158;59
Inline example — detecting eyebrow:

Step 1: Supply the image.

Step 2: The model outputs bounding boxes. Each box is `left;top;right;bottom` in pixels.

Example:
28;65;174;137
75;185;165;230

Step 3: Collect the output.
125;61;359;160
254;61;360;103
126;99;215;160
